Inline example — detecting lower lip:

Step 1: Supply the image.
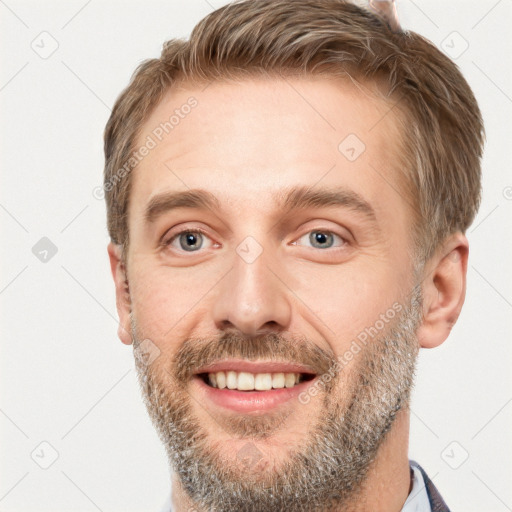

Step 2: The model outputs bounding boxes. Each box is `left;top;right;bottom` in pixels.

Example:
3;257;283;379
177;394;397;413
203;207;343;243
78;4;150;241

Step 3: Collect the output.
193;375;316;413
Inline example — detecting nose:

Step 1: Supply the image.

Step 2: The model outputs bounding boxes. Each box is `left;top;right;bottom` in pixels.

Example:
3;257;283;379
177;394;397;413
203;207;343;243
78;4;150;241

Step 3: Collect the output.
212;246;292;337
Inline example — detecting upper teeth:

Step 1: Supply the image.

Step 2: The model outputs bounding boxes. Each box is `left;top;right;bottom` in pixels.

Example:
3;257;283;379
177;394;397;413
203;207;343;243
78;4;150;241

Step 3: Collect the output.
207;371;302;391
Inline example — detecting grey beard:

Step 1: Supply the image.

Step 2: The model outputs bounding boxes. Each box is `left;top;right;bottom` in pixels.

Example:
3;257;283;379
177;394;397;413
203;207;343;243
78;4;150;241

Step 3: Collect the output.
133;286;422;512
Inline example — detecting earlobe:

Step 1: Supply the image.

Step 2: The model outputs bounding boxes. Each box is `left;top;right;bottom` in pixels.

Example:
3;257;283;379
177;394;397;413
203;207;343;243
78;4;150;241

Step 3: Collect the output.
107;242;133;345
416;233;469;349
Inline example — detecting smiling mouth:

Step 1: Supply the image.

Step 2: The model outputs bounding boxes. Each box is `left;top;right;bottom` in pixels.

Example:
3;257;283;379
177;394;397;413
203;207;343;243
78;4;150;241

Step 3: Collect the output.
198;371;316;391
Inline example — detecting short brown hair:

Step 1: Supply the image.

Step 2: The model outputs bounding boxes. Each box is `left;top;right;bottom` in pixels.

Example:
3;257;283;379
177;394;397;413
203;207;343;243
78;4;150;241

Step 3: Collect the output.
103;0;485;263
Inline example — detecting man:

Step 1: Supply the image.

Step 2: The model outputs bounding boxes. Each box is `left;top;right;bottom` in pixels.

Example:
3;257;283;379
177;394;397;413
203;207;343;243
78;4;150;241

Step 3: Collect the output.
103;0;484;510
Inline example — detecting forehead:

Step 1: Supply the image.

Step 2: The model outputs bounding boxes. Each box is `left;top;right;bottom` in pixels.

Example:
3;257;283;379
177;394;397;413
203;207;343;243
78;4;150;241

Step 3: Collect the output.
129;76;408;225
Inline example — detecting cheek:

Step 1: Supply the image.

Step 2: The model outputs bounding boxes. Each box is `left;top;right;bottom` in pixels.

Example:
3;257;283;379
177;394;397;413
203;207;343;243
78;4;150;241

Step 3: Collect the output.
128;258;219;339
292;262;403;346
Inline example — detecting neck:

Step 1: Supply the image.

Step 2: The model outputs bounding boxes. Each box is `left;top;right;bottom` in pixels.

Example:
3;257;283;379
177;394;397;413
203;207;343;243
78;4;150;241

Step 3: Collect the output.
348;407;412;512
170;408;412;512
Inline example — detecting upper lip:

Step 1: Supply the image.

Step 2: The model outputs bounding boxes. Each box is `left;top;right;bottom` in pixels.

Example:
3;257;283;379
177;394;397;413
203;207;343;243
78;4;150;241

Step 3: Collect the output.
194;359;317;375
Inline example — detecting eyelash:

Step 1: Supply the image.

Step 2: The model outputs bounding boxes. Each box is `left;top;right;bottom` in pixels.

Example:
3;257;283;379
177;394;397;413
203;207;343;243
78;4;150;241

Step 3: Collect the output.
161;227;349;254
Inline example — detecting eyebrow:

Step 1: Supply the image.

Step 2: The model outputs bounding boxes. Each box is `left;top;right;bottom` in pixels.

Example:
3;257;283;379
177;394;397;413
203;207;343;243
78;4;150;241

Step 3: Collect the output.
144;189;221;224
275;185;377;223
143;185;377;225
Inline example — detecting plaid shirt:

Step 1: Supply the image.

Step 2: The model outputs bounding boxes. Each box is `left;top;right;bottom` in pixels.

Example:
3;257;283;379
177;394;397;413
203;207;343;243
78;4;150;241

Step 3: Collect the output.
409;460;451;512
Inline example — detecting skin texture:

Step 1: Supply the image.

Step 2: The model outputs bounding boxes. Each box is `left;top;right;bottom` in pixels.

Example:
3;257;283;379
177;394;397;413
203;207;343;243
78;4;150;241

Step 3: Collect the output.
108;76;469;511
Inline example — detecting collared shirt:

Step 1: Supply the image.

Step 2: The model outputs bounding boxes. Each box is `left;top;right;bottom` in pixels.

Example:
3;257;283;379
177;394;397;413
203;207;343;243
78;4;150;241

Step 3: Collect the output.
159;461;446;512
402;463;432;512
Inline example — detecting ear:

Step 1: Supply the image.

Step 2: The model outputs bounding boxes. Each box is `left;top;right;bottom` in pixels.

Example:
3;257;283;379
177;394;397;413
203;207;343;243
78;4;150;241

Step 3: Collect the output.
416;232;469;349
107;242;133;345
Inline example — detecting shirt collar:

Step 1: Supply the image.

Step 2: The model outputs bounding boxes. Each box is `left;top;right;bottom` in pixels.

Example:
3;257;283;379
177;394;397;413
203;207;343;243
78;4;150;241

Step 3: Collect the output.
401;463;433;512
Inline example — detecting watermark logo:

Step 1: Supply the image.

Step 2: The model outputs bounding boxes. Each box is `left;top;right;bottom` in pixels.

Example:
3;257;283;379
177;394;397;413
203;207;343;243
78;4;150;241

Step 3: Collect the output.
32;237;58;263
236;442;264;469
31;31;59;59
134;338;161;367
338;133;366;162
31;441;59;469
236;236;264;264
441;441;469;469
441;31;469;60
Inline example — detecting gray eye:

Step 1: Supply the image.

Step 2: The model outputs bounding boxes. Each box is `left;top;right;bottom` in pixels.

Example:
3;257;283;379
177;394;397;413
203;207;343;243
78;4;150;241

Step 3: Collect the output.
309;231;334;249
179;231;204;251
294;229;347;251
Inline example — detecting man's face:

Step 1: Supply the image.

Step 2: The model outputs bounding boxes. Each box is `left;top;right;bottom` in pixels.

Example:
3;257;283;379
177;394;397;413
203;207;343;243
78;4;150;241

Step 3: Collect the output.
123;77;422;511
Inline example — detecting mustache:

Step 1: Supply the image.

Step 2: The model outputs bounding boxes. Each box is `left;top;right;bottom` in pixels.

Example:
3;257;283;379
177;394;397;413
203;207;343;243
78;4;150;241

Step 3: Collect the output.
170;330;338;383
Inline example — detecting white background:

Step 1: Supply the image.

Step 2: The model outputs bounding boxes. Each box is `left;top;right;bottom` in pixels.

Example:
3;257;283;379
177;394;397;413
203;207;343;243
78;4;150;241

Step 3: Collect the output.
1;1;511;511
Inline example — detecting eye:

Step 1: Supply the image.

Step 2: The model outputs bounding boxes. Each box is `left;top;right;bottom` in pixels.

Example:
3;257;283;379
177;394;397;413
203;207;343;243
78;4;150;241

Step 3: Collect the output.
293;229;348;250
163;228;214;253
